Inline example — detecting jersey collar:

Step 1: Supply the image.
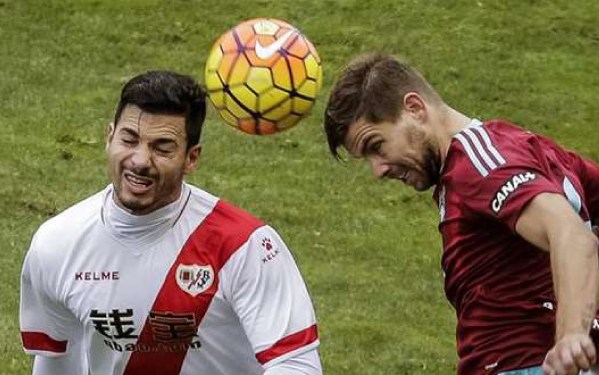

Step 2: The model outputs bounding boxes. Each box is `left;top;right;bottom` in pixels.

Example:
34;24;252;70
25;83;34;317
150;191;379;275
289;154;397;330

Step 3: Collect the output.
101;183;191;246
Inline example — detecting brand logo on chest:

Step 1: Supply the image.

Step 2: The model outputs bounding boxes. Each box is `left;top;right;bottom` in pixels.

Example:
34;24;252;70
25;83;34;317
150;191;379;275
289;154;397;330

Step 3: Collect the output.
75;271;120;281
491;172;536;213
175;264;214;297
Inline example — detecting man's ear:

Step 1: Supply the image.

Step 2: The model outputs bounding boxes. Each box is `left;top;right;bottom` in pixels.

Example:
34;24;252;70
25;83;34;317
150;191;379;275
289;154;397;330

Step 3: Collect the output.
105;122;115;150
402;92;427;120
184;145;201;175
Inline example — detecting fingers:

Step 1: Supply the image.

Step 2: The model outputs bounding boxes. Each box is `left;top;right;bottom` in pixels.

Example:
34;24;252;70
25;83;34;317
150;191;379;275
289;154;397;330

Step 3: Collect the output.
542;350;557;375
570;340;590;371
543;352;557;375
543;347;574;375
543;336;597;375
580;338;597;368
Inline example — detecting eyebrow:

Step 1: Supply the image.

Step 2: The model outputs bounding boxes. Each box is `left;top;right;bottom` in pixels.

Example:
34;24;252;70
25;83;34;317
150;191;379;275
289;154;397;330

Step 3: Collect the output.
119;127;139;137
119;126;178;144
355;134;376;158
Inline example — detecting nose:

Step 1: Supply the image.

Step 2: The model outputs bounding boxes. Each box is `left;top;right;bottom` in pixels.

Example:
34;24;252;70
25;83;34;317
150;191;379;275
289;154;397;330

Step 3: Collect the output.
130;144;152;169
368;156;390;178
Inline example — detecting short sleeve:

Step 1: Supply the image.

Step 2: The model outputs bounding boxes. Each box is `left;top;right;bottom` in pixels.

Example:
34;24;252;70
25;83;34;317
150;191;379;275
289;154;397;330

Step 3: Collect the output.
577;157;599;223
451;126;563;231
220;225;319;368
20;232;79;357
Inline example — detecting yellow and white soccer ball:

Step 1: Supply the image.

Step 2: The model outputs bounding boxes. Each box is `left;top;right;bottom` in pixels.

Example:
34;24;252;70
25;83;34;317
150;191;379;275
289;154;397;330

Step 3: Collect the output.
205;18;322;135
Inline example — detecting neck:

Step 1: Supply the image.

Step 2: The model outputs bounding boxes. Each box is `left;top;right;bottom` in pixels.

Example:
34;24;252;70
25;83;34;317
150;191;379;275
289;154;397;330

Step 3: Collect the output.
114;185;183;216
434;105;472;165
103;184;190;244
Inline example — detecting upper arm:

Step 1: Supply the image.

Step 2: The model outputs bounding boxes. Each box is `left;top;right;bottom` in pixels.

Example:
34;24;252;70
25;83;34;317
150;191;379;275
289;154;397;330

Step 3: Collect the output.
221;225;319;368
32;334;87;375
515;192;591;252
451;126;565;230
20;233;81;358
263;348;322;375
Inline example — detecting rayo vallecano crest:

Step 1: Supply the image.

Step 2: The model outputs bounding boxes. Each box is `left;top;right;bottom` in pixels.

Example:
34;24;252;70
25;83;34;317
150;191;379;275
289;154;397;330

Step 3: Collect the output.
176;264;214;297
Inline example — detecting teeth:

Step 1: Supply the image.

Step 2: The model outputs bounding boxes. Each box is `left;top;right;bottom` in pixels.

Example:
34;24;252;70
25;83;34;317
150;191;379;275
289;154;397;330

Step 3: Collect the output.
126;174;151;186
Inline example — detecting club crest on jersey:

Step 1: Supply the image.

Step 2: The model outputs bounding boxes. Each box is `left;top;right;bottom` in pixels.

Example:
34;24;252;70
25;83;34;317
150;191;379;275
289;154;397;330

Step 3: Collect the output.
175;264;214;297
491;171;537;213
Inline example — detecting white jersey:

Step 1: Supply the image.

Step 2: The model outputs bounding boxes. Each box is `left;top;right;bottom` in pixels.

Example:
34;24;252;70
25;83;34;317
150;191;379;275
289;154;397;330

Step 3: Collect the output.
20;183;320;375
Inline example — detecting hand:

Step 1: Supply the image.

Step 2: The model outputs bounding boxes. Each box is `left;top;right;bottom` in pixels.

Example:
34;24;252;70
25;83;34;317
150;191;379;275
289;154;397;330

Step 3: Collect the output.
542;334;596;375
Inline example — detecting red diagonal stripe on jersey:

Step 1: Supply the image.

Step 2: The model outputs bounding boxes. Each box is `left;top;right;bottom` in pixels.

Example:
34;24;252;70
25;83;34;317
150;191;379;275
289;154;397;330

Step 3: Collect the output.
255;324;319;365
123;200;263;375
21;331;67;353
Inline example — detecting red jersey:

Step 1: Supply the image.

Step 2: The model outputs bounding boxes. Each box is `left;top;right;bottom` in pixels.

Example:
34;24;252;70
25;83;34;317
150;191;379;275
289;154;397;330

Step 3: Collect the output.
433;119;599;374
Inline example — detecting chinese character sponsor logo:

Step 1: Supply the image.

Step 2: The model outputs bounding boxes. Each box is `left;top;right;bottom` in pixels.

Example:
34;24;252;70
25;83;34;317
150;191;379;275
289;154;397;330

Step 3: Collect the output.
89;309;202;352
90;309;138;340
176;264;214;297
103;339;201;352
261;237;280;263
149;311;198;343
491;172;536;213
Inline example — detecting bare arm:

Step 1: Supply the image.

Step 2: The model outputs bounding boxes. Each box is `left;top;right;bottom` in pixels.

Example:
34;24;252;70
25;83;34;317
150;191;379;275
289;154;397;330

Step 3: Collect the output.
516;192;599;374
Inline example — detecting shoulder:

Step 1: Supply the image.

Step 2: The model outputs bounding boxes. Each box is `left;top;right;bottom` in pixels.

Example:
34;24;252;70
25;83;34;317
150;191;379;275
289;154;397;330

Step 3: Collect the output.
185;184;265;261
446;119;542;182
186;183;264;232
30;188;106;261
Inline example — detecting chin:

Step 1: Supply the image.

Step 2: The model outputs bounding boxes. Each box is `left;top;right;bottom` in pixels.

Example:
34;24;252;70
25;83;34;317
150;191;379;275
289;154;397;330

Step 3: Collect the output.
127;201;153;212
117;192;154;214
121;200;152;214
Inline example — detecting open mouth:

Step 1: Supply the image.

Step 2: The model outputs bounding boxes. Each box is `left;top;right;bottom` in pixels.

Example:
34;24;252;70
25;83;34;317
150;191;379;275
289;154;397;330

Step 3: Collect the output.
123;172;154;192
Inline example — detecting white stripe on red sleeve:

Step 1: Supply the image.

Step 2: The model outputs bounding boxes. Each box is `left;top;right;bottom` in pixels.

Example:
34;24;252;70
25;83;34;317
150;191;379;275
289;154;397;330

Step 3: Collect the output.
470;125;506;166
455;121;507;177
455;133;489;177
462;128;499;170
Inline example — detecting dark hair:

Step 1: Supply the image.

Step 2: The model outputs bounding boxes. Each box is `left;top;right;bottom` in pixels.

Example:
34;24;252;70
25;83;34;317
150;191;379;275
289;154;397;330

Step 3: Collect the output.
324;53;441;158
114;71;207;150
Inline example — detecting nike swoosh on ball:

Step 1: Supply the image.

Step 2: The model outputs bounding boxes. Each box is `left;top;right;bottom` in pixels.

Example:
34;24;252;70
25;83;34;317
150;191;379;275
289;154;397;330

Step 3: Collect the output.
255;29;295;59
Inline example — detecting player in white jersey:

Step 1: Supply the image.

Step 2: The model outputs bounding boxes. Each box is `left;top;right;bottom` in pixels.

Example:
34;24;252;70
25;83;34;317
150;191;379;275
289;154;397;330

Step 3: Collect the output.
20;71;322;375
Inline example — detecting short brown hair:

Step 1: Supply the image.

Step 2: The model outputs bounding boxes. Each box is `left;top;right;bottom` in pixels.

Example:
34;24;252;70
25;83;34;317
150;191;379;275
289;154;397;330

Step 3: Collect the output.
323;53;440;158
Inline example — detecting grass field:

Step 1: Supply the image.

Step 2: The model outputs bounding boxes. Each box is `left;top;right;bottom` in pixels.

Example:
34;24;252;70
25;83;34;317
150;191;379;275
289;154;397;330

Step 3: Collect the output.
1;0;598;373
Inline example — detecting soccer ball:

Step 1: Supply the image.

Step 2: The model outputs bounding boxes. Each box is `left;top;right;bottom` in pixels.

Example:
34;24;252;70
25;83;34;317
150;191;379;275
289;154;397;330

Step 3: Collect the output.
204;18;322;135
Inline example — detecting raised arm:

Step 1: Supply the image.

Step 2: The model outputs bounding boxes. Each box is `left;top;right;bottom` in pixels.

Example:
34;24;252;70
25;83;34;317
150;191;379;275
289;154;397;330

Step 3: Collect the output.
516;192;599;375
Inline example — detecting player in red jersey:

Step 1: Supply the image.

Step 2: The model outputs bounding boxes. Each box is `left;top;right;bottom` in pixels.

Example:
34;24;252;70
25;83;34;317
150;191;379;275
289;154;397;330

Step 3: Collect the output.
323;53;599;375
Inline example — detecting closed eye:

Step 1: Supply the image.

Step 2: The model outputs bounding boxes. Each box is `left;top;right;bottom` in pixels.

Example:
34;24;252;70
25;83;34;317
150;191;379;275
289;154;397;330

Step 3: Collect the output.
118;128;139;145
153;140;177;154
366;140;383;155
120;136;137;146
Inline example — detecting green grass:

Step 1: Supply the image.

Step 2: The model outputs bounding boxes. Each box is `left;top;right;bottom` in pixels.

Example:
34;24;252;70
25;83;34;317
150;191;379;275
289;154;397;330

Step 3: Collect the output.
1;0;598;373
